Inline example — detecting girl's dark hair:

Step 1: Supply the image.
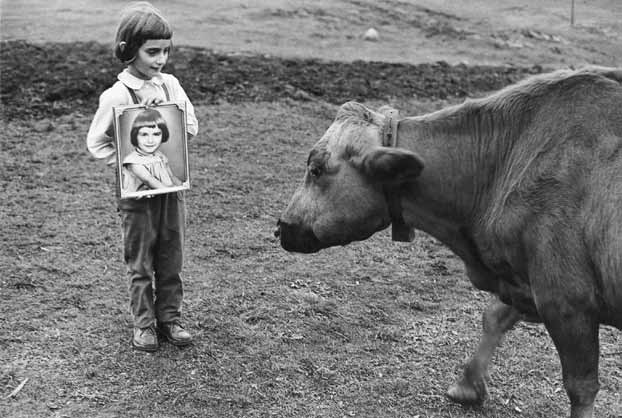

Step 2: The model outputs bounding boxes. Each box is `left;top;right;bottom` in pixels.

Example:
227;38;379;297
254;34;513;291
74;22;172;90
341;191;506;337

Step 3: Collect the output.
130;108;170;147
114;1;173;63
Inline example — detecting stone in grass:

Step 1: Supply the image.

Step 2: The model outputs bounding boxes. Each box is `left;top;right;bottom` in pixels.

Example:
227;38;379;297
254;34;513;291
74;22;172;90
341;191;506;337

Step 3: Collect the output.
363;27;379;41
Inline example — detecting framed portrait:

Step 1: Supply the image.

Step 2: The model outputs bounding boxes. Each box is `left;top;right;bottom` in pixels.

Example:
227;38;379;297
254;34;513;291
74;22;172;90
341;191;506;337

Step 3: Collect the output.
112;102;190;199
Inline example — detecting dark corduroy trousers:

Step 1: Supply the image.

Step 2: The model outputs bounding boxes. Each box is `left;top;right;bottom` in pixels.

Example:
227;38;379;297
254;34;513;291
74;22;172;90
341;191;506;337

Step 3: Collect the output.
119;192;185;328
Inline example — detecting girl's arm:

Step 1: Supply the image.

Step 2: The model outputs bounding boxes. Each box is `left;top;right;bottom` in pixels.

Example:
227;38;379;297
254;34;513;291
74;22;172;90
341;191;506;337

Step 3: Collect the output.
165;164;183;186
86;87;125;165
127;164;170;189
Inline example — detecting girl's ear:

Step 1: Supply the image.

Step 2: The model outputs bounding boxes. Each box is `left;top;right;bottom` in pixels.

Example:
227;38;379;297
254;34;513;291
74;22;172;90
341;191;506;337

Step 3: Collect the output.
115;41;126;61
362;147;424;184
115;41;136;63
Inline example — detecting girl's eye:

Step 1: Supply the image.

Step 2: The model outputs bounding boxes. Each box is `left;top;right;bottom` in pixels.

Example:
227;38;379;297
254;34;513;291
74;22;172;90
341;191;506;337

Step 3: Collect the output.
146;49;168;57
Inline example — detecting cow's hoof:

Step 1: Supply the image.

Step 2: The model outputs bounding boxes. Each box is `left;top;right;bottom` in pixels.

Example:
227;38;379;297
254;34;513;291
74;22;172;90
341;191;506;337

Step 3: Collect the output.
446;376;488;404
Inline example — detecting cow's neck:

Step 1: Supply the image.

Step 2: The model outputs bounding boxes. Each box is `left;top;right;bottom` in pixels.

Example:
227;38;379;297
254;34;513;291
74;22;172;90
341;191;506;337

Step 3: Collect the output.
395;103;518;242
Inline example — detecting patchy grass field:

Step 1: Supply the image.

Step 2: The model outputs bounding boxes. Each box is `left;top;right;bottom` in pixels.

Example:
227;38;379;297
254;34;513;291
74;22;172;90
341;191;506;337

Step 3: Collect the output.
1;1;621;417
1;42;621;418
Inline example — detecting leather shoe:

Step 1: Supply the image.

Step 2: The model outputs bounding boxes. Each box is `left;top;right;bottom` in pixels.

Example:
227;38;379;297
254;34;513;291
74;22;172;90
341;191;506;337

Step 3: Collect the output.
160;322;193;346
132;326;158;352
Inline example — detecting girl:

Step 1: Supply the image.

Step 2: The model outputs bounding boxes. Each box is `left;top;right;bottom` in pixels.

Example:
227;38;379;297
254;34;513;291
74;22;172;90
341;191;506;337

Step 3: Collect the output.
123;108;182;193
86;1;198;352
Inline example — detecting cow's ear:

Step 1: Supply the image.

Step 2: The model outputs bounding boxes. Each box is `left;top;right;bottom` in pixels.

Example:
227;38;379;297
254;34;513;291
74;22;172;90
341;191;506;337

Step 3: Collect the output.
362;147;424;183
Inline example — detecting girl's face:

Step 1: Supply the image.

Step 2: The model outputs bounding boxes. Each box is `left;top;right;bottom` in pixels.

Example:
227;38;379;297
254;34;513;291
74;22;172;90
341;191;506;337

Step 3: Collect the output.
136;125;163;154
127;39;171;80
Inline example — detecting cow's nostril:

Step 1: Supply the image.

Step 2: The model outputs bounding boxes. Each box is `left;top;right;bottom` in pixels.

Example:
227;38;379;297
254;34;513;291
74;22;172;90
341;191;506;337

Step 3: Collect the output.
275;220;323;253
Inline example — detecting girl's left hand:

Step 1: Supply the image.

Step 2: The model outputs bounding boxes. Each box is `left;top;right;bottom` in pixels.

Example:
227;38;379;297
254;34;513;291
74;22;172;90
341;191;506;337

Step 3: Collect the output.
141;96;163;106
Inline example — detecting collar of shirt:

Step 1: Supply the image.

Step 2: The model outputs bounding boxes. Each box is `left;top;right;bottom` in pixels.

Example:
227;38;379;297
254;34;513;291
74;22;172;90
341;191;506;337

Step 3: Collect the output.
117;69;164;90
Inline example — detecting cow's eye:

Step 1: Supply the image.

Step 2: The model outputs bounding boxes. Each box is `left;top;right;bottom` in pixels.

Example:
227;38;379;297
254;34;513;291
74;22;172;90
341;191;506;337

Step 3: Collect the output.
309;165;322;178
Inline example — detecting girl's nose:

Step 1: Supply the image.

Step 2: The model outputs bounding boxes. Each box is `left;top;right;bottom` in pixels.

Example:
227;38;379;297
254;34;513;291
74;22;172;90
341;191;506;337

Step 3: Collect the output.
156;52;168;65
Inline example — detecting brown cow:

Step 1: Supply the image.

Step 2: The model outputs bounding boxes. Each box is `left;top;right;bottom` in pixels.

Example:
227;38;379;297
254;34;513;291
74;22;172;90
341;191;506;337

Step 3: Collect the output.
276;67;622;418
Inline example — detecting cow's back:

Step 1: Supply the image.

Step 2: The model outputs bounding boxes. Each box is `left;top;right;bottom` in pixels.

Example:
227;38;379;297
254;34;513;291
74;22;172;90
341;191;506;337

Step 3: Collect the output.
582;77;622;327
543;69;622;327
480;68;622;327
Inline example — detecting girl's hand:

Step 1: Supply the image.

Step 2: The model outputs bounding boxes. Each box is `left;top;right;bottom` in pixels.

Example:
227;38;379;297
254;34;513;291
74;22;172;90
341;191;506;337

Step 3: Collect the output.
170;174;183;187
141;96;164;106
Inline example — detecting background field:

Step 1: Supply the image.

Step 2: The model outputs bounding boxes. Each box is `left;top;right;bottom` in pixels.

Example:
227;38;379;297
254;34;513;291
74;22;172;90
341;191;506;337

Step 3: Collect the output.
2;0;622;66
1;1;621;418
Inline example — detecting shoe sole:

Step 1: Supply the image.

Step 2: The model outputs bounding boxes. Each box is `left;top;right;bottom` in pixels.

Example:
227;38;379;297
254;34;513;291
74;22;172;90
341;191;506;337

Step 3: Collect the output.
164;336;192;347
132;341;159;352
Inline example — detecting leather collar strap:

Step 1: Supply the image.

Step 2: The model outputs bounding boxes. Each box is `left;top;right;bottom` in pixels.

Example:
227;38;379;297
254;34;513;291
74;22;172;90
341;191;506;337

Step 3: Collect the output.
381;109;415;242
382;109;400;147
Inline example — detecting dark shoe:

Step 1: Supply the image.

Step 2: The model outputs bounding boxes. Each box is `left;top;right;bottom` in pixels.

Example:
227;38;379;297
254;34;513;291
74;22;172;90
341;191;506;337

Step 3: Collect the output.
160;322;192;346
132;326;159;352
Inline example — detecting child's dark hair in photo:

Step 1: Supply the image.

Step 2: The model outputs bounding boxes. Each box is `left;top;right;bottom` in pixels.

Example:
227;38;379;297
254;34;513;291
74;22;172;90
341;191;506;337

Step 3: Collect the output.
129;108;170;146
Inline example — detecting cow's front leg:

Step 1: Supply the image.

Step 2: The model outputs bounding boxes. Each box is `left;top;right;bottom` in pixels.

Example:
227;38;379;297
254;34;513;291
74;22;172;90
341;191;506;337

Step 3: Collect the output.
541;307;600;418
447;298;520;404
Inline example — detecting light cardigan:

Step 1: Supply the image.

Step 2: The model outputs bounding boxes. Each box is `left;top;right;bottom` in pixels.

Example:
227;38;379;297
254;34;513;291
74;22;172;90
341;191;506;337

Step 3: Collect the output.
86;69;198;165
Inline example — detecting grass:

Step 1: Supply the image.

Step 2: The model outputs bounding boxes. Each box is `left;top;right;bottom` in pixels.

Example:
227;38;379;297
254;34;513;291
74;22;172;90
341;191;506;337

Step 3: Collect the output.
1;98;620;418
0;41;620;417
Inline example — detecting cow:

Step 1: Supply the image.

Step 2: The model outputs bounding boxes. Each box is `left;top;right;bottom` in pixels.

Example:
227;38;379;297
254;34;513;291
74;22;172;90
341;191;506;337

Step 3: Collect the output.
275;66;622;418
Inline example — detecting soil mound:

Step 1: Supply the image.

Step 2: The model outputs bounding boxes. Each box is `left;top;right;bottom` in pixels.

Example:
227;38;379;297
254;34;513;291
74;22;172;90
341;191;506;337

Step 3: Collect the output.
1;41;543;121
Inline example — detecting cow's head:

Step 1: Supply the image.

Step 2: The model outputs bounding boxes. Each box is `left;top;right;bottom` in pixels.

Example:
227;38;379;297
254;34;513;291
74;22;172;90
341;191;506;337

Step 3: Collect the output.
276;102;424;253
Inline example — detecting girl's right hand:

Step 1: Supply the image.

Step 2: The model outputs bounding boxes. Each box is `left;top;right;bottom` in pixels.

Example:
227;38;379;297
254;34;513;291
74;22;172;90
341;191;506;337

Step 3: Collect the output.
141;96;164;106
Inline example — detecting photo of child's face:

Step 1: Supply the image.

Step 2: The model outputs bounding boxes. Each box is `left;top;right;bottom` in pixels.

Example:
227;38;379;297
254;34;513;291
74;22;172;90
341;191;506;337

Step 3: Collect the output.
115;103;189;199
136;125;163;154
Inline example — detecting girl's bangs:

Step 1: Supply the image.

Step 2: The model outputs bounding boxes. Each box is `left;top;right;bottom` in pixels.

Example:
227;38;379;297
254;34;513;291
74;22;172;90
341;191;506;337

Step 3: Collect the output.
142;15;173;40
136;122;160;130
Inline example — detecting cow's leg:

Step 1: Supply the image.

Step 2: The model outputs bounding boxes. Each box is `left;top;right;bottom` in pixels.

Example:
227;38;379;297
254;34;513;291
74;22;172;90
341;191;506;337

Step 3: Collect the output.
540;306;600;418
529;246;601;418
447;298;520;404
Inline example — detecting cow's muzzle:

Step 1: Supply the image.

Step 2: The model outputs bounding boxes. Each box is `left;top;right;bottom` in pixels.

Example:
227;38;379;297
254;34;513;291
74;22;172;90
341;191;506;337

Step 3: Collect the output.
275;219;323;253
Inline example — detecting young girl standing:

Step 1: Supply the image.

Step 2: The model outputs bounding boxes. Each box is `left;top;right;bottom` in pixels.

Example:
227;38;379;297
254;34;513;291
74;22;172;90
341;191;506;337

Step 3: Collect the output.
87;1;198;351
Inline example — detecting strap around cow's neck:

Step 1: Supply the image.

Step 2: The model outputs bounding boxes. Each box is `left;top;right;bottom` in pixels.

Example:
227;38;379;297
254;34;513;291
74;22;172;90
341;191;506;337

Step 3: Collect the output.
382;109;400;147
381;109;415;242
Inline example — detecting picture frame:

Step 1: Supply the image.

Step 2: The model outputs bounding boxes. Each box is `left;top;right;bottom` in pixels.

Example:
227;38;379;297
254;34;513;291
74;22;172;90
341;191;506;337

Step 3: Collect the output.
112;102;190;199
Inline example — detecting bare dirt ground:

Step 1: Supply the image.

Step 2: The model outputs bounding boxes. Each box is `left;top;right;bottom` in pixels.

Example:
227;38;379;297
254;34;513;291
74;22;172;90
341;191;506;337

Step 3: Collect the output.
1;1;621;418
